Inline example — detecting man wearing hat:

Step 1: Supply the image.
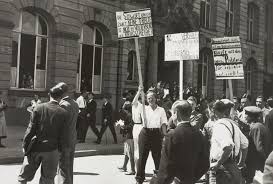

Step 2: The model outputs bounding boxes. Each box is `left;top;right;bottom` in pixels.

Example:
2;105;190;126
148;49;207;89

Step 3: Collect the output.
210;100;248;184
244;106;272;183
96;94;117;144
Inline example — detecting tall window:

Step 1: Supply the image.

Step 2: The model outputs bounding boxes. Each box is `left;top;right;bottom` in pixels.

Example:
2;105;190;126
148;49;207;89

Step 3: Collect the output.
225;0;234;35
200;0;211;28
247;3;259;42
11;11;48;89
77;25;103;93
245;59;256;95
127;51;136;81
198;51;210;97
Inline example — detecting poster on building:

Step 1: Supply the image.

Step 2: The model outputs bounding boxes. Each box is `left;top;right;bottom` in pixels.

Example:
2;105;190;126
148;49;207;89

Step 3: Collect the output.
116;8;153;39
165;32;199;61
211;36;244;79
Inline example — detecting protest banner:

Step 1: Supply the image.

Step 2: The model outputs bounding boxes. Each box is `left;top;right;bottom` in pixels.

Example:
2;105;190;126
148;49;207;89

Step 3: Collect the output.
116;9;153;39
211;36;244;99
116;8;153;126
165;32;199;99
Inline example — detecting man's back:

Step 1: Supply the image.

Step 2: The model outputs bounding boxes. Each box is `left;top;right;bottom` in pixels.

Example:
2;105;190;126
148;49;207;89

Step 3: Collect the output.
60;97;79;148
156;123;209;184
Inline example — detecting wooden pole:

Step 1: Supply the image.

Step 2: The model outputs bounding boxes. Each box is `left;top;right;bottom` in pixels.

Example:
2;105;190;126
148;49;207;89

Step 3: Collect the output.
179;60;183;100
134;38;147;127
228;79;233;100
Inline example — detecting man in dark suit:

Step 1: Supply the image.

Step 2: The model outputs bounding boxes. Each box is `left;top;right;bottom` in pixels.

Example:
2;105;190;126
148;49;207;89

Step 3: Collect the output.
56;82;79;184
150;100;209;184
18;85;67;184
96;94;117;144
264;151;273;184
86;92;100;140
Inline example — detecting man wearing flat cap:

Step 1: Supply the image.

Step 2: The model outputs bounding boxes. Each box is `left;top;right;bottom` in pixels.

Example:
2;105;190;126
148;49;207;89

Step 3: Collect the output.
243;106;272;183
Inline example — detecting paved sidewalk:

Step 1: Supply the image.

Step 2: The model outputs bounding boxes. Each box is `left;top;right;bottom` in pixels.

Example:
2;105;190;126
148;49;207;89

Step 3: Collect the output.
0;125;124;164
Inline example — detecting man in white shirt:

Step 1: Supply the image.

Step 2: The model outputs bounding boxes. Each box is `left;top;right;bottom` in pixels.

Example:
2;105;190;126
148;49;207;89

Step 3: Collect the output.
76;90;88;143
133;86;167;184
210;100;248;184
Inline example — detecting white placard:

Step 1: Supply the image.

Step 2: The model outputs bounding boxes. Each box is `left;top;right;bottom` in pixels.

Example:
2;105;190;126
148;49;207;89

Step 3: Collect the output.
116;9;153;39
211;36;244;79
165;32;199;61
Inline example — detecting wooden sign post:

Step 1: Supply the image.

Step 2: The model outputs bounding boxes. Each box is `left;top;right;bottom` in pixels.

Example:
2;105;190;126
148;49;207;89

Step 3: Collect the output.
165;32;199;100
116;8;153;127
211;36;244;100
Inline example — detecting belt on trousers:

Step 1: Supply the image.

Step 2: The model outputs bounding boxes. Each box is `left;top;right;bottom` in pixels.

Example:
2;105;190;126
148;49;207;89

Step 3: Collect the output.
134;123;142;125
143;127;160;131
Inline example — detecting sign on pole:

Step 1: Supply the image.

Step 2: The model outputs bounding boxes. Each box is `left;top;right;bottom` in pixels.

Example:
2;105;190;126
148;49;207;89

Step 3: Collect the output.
164;32;199;100
165;32;199;61
116;8;153;39
211;36;244;79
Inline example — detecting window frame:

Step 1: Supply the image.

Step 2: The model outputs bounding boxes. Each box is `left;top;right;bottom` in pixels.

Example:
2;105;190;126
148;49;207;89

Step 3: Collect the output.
78;25;104;94
11;11;48;90
200;0;211;29
199;51;210;97
247;4;254;41
225;0;234;35
126;50;136;81
245;60;255;95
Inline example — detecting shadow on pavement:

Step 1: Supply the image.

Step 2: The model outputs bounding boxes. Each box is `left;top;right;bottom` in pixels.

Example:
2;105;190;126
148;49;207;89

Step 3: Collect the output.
73;172;100;176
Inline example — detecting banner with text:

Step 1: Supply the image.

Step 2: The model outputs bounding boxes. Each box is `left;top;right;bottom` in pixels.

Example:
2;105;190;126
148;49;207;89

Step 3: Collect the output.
211;36;244;79
165;32;199;61
116;9;153;39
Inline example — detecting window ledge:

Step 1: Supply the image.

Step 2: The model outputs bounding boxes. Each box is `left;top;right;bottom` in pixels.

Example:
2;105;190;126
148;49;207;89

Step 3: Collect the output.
8;88;48;97
246;40;259;46
200;27;217;34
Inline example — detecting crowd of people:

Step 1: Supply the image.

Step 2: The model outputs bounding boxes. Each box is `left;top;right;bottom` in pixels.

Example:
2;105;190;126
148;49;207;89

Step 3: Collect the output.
0;79;271;184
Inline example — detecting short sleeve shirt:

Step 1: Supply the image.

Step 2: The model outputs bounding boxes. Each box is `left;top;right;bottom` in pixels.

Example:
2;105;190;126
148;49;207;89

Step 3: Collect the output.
142;105;168;128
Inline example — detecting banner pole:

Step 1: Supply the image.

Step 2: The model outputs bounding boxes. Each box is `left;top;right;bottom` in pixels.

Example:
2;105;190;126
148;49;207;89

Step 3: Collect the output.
134;37;147;127
179;60;183;100
228;79;233;100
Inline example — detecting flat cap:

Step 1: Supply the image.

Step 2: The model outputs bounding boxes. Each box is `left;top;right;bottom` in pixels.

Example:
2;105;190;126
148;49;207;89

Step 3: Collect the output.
244;106;262;114
220;99;234;109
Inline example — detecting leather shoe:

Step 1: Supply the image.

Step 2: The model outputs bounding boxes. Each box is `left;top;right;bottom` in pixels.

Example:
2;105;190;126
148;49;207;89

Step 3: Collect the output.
125;172;136;175
117;166;127;172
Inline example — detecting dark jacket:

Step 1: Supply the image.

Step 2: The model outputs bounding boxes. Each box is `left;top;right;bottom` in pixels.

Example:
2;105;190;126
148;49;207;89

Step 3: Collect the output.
266;110;273;143
23;101;67;152
60;97;79;150
86;99;97;122
119;109;134;139
155;122;209;184
102;102;113;123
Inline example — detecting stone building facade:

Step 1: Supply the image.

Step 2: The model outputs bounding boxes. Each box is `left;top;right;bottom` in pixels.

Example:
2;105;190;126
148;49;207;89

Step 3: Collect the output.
147;0;273;100
0;0;147;125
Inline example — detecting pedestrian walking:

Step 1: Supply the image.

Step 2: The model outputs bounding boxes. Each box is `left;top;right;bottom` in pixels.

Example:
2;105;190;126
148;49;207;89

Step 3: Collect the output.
96;94;117;144
56;82;79;184
18;85;67;184
134;86;168;184
150;100;209;184
0;91;7;147
86;92;100;140
76;90;88;143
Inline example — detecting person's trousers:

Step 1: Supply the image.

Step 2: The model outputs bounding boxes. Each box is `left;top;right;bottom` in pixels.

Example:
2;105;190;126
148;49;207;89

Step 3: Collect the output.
215;160;242;184
18;149;59;184
136;128;162;183
85;118;100;138
98;121;117;143
57;147;75;184
77;116;87;142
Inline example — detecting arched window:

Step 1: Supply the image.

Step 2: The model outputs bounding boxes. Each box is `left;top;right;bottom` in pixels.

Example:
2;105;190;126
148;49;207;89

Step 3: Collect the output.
11;11;48;89
198;50;212;97
77;25;103;93
127;51;136;81
245;59;256;95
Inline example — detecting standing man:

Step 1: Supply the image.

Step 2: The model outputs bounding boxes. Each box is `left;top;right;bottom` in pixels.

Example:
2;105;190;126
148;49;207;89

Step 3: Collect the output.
244;106;272;183
210;100;248;184
187;96;204;130
18;85;67;184
151;100;209;184
265;97;273;144
56;82;79;184
96;94;117;144
133;86;168;184
86;92;100;141
256;96;270;123
76;90;88;143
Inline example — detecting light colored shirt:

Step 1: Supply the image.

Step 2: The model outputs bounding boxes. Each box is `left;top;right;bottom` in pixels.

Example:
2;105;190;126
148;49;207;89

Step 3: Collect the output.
210;118;248;161
76;95;86;109
140;105;168;128
132;101;142;124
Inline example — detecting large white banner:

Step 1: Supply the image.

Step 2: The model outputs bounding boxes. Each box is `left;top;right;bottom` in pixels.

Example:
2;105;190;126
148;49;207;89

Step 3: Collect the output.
116;9;153;39
165;32;199;61
211;36;244;79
